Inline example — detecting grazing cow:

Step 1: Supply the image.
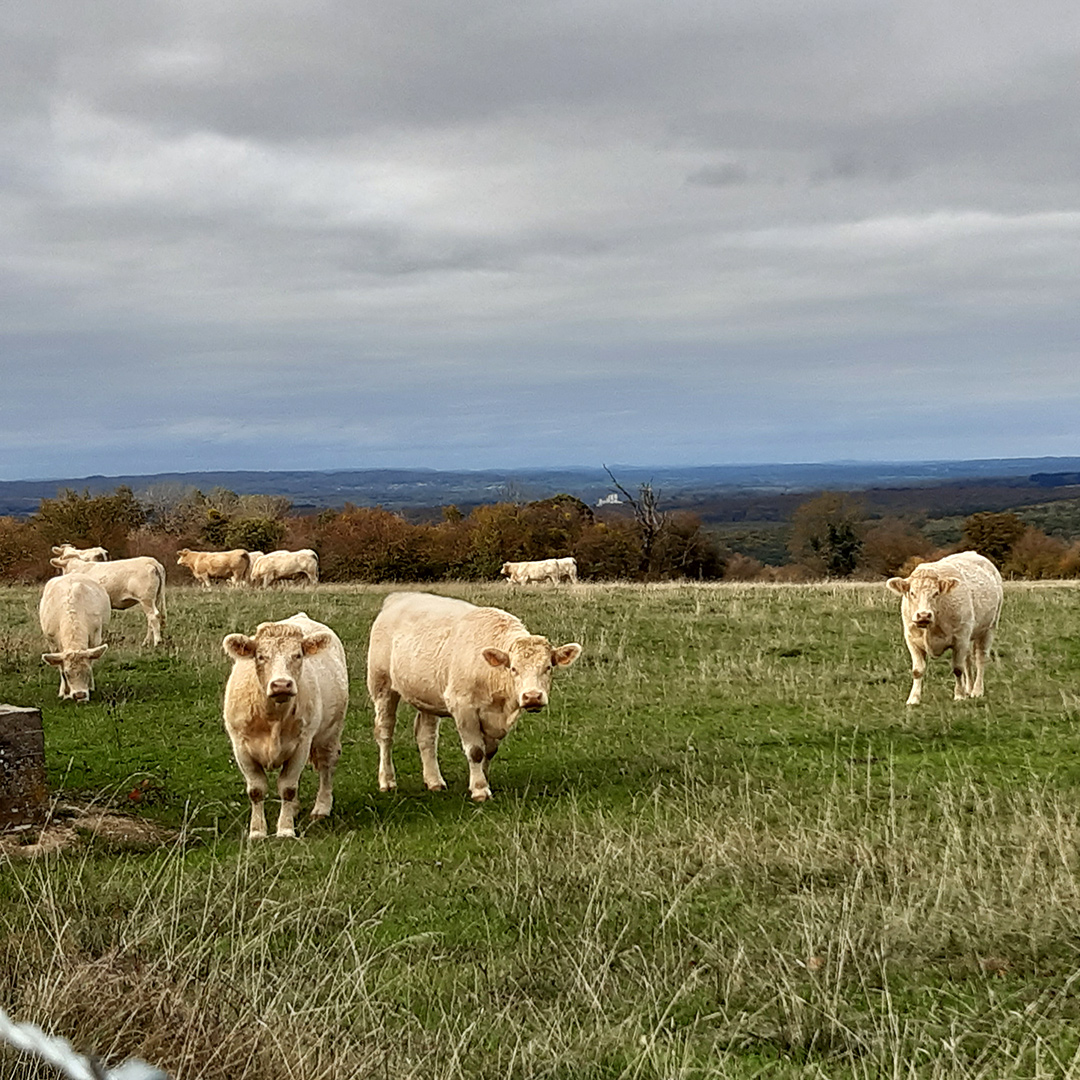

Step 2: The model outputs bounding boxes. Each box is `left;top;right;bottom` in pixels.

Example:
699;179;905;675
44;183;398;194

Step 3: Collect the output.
500;558;562;585
367;592;582;801
176;548;250;586
51;543;108;562
886;550;1003;705
222;613;348;839
249;549;319;587
39;574;111;701
50;554;167;646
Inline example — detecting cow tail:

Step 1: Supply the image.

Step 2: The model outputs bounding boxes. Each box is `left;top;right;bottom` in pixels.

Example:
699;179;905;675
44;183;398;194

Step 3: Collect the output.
156;561;168;623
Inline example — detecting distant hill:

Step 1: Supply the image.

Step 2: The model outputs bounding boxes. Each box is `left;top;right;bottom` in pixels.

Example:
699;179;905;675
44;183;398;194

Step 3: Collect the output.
3;458;1080;520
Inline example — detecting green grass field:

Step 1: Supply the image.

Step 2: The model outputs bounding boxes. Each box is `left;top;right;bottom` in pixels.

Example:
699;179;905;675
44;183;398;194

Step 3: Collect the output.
3;580;1080;1079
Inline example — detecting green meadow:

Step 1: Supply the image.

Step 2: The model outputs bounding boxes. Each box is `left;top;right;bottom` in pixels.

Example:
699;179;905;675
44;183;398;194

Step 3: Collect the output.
3;580;1080;1079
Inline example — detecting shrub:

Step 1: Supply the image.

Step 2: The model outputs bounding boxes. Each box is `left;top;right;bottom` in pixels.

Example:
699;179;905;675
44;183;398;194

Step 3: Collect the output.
1002;526;1067;579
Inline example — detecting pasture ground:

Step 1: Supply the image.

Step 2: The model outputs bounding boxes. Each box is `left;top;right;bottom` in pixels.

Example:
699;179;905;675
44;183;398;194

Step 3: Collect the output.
2;580;1080;1079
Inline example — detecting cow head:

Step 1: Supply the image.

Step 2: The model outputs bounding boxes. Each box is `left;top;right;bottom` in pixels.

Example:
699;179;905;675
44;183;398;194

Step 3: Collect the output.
223;622;333;705
51;544;108;562
886;572;959;629
499;563;513;577
176;549;192;565
42;644;108;702
482;635;582;712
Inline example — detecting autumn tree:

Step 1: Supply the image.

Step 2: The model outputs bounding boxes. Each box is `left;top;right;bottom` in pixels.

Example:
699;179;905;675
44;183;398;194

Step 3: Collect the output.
859;517;933;577
788;492;865;578
1001;526;1066;579
33;486;145;557
961;512;1027;569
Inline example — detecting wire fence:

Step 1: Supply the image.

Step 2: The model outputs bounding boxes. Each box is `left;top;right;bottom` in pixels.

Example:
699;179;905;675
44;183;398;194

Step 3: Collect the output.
0;1007;169;1080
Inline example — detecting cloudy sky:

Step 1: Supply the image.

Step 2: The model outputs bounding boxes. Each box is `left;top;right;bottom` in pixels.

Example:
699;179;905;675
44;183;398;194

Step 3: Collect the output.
2;0;1078;480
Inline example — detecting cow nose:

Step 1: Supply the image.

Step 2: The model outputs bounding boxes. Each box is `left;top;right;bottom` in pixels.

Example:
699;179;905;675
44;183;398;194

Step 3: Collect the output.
269;678;296;698
72;690;89;702
520;690;546;711
914;612;933;627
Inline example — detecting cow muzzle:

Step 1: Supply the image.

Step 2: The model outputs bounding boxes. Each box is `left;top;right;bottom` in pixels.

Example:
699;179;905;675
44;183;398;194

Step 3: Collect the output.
268;679;297;702
913;612;934;628
520;691;546;712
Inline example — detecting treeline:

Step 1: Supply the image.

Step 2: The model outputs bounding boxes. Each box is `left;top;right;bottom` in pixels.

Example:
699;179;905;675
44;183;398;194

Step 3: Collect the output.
3;485;1079;585
0;485;724;583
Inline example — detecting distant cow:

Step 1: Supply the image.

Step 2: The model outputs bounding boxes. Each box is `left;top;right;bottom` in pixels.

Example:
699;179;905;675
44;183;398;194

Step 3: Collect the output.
51;543;108;563
50;554;167;646
500;558;575;585
39;574;111;702
367;592;582;801
177;548;250;586
222;613;349;839
249;549;319;587
886;550;1003;705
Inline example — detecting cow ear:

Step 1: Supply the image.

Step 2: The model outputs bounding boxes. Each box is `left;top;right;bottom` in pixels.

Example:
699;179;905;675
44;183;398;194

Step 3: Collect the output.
483;648;510;668
85;644;108;660
552;643;583;667
223;634;256;660
42;652;64;667
885;577;908;595
938;577;960;594
301;631;331;656
49;558;64;569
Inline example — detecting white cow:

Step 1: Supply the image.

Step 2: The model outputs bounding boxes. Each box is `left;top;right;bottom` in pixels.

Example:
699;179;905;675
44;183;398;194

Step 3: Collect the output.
50;554;167;646
886;550;1003;705
39;574;111;701
176;548;250;586
249;549;319;587
222;613;349;839
367;592;582;801
51;543;108;562
500;559;560;585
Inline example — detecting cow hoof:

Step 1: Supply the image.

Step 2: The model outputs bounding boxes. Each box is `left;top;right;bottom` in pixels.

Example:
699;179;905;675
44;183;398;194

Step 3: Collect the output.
276;829;298;839
379;781;397;793
471;788;493;802
426;781;447;791
248;830;267;840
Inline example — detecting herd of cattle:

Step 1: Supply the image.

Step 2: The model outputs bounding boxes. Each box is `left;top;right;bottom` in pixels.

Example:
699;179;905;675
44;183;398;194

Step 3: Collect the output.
34;544;1003;838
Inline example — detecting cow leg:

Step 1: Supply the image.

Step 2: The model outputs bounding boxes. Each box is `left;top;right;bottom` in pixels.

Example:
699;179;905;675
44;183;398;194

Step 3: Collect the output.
482;733;500;780
952;635;973;699
274;752;308;838
454;711;493;801
141;601;163;646
970;629;993;698
904;636;927;706
372;688;401;792
309;737;342;819
414;710;447;791
233;748;270;839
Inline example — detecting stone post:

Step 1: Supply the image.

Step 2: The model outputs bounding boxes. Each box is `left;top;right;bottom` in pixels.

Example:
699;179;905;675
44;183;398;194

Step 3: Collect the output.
0;705;48;829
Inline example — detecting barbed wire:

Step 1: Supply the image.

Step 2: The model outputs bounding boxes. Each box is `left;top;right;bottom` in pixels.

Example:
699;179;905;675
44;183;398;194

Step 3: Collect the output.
0;1007;170;1080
